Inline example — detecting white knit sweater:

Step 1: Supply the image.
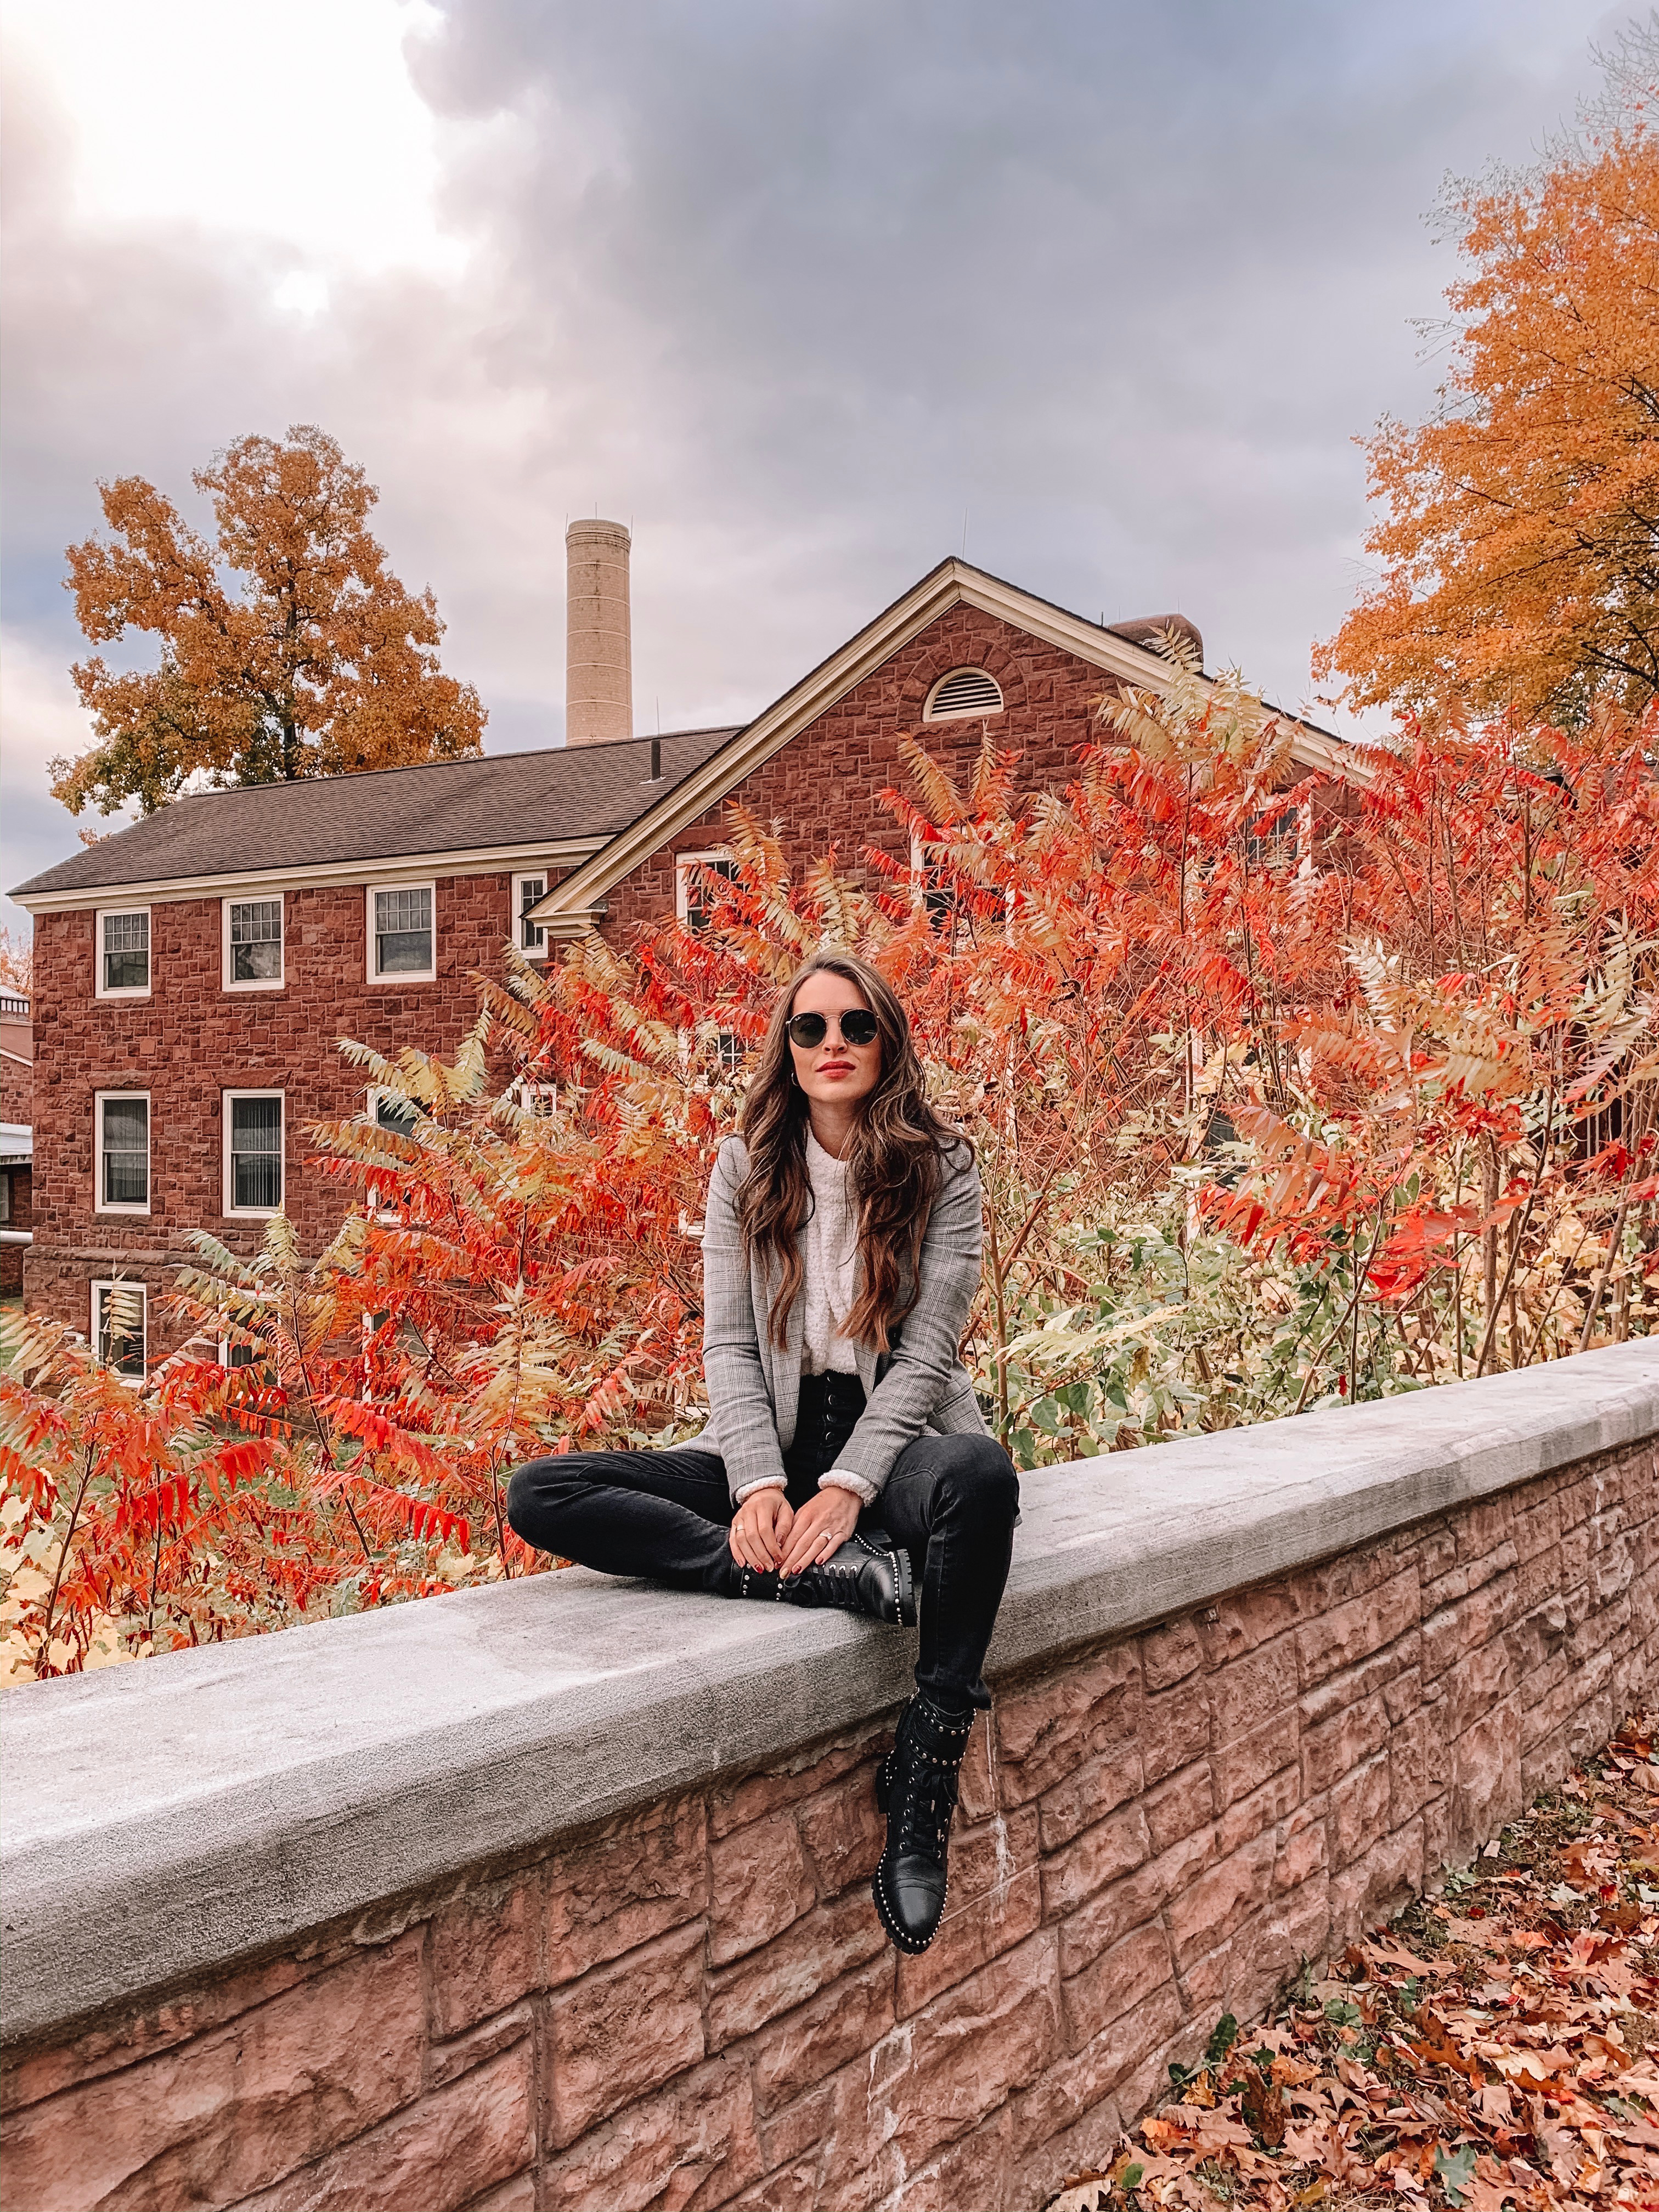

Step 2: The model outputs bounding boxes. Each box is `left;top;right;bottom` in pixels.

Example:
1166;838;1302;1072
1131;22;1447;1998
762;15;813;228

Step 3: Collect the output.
802;1128;861;1378
733;1130;876;1506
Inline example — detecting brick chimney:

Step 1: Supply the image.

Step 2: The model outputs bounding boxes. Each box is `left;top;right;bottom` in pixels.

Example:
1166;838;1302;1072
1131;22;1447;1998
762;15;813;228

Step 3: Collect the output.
565;519;633;746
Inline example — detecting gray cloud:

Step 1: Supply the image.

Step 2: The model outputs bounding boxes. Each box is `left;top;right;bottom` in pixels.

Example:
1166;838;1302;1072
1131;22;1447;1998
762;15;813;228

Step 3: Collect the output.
0;0;1624;935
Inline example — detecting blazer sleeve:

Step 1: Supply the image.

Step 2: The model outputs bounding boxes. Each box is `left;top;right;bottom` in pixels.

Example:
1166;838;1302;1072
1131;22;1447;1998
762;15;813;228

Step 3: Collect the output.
701;1137;788;1498
831;1142;985;1499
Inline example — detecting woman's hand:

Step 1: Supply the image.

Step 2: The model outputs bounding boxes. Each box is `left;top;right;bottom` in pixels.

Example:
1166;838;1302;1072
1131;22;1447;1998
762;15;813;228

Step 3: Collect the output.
730;1486;793;1570
779;1485;861;1578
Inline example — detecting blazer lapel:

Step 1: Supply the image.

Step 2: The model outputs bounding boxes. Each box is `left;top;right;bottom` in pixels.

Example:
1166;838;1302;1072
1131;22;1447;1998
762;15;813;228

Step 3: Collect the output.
852;1246;878;1397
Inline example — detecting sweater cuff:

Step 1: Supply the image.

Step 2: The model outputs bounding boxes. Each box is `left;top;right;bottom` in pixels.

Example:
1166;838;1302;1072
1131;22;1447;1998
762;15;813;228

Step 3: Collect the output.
821;1466;880;1506
732;1475;787;1506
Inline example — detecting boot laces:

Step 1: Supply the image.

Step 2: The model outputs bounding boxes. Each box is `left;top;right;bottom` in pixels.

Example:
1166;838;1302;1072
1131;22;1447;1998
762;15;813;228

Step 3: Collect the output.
899;1742;962;1859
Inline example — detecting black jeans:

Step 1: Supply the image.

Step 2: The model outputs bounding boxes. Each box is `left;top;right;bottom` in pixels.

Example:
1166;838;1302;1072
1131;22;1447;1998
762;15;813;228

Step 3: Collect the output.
507;1374;1019;1710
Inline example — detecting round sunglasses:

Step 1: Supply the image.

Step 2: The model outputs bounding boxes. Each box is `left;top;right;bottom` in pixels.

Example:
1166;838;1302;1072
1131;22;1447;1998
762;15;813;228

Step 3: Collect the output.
787;1008;879;1049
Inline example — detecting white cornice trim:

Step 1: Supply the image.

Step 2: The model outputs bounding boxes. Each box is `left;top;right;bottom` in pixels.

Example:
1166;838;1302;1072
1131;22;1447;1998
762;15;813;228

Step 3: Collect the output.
528;559;1356;927
12;838;607;917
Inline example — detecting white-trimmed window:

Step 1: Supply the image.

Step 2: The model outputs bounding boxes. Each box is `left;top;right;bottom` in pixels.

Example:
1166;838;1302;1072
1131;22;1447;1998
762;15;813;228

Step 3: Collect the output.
923;668;1003;722
92;1280;147;1382
909;831;957;930
218;1337;262;1370
369;1087;423;1137
507;1077;561;1120
676;851;738;933
224;1091;284;1216
95;907;151;997
368;883;436;983
95;1092;150;1214
512;873;550;959
223;895;284;989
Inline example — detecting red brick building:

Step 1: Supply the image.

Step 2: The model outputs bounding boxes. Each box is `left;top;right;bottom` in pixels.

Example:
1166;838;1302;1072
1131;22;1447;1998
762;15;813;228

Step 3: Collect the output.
1;990;31;1295
10;551;1339;1369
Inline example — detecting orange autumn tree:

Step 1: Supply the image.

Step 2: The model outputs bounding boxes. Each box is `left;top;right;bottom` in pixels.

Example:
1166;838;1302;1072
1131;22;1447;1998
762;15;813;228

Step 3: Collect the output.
1317;30;1659;725
53;425;485;818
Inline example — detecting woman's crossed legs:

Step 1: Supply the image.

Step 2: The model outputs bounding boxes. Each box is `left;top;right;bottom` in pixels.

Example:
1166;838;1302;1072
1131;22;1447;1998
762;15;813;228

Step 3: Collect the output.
506;1432;1017;1711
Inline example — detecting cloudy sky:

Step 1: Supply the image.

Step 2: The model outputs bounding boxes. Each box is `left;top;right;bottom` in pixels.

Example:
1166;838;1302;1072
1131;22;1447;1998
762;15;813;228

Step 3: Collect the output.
0;0;1628;942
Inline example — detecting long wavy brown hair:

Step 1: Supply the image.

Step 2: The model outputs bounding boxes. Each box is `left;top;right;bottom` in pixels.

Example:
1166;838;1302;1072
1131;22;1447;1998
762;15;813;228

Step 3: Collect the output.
736;951;967;1353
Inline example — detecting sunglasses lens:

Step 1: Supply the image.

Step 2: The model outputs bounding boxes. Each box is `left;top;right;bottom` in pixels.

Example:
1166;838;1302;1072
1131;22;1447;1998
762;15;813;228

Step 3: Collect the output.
788;1008;879;1049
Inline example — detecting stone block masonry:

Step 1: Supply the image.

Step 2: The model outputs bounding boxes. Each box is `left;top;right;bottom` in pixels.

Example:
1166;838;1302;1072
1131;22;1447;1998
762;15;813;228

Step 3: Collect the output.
3;1345;1657;2211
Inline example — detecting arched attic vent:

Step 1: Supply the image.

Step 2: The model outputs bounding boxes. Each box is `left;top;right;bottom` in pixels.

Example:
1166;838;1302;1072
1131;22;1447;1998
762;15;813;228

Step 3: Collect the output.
923;667;1004;721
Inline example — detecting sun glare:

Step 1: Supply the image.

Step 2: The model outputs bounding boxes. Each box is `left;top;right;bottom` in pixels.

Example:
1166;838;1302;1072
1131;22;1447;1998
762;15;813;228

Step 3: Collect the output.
4;0;460;279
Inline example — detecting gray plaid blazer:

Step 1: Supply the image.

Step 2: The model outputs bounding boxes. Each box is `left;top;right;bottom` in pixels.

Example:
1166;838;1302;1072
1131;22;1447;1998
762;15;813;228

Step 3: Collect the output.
682;1132;991;1503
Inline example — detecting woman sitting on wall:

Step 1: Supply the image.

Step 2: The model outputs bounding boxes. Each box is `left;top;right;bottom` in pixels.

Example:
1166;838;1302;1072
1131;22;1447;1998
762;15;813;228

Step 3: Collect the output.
507;950;1019;1956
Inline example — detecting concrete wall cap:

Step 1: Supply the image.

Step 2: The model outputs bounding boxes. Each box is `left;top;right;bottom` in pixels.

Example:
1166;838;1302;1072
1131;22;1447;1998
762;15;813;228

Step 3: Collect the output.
4;1340;1658;2047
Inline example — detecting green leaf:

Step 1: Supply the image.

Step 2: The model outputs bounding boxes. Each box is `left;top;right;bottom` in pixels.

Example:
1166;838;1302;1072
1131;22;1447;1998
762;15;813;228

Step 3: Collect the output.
1205;2011;1239;2065
1118;2163;1144;2191
1323;1998;1362;2028
1434;2143;1477;2205
1030;1397;1062;1434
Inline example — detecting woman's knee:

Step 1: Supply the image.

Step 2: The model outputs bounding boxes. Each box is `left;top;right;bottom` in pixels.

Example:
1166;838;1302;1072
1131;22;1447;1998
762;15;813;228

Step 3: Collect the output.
506;1457;579;1541
943;1434;1020;1521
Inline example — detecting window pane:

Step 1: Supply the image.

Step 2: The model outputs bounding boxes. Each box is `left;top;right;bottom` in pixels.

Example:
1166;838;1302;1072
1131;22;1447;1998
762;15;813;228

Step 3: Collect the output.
375;1094;421;1136
375;888;432;974
518;877;546;951
230;898;283;981
684;859;737;934
225;1341;259;1369
0;1173;9;1224
101;1097;149;1206
103;911;149;991
97;1286;146;1379
230;1095;283;1210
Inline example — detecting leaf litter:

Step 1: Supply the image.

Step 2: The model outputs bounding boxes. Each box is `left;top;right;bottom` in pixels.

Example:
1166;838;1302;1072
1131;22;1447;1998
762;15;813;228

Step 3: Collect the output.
1045;1716;1659;2211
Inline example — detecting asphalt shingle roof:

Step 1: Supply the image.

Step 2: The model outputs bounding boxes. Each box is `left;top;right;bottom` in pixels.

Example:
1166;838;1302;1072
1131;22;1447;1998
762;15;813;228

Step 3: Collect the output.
10;729;741;898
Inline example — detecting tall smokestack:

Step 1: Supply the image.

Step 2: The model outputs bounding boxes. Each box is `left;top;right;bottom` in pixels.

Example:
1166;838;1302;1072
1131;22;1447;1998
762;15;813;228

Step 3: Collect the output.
565;518;633;746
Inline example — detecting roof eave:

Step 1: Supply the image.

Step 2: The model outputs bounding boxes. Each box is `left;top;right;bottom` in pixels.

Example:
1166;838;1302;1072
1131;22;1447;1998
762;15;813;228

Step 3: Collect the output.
528;558;1358;927
11;836;610;916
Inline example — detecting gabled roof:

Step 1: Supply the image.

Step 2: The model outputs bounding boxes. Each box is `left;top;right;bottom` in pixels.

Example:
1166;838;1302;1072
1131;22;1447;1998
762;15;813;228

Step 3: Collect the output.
9;729;740;910
529;557;1350;939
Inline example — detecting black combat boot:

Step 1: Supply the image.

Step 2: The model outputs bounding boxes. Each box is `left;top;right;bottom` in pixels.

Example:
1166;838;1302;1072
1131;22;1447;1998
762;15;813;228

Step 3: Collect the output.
731;1562;781;1600
871;1692;973;1954
781;1534;916;1626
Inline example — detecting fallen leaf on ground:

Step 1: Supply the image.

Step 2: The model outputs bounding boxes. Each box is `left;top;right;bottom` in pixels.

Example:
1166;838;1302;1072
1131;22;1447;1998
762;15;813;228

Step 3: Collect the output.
1043;1713;1659;2211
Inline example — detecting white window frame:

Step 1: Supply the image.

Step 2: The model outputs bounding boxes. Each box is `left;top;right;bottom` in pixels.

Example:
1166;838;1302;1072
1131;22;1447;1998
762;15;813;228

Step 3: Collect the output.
94;906;153;1000
218;1336;262;1371
366;1085;424;1134
222;892;286;991
223;1088;285;1219
675;850;737;930
511;872;551;961
506;1077;561;1120
922;668;1005;723
95;1091;151;1216
91;1279;148;1384
908;830;957;928
366;880;437;985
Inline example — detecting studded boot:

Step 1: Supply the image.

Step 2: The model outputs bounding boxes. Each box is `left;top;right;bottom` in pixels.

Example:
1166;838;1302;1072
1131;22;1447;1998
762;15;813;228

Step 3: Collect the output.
781;1534;916;1627
731;1563;781;1600
871;1692;973;1954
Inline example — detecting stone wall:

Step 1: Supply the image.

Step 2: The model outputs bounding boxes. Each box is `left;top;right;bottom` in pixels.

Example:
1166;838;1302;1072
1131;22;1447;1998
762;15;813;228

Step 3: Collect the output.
3;1349;1655;2212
